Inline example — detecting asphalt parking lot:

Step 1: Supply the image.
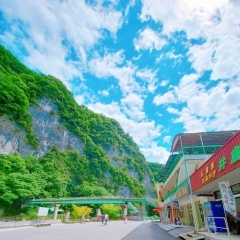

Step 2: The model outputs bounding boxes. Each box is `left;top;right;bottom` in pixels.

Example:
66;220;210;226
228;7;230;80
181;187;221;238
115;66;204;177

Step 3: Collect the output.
0;221;177;240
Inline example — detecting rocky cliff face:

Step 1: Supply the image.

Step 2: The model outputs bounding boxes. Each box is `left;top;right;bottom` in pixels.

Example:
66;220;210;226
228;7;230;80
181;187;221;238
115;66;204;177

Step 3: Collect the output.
0;99;83;157
0;98;156;198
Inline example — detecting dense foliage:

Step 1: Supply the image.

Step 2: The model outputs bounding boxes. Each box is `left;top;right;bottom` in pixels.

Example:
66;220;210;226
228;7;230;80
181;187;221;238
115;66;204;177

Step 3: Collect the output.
0;45;165;212
71;205;92;219
147;162;165;183
100;204;121;220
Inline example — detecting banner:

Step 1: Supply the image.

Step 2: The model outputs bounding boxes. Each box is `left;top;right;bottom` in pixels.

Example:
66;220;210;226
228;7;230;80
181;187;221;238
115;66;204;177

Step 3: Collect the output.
219;181;240;221
173;200;182;218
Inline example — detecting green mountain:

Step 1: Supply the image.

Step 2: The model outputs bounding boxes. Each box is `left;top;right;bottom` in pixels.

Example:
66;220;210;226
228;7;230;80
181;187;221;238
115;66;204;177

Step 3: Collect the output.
0;45;159;209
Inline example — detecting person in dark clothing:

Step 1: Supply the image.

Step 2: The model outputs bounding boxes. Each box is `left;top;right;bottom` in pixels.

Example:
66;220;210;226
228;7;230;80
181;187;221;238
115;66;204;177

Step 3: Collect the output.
175;217;181;225
101;214;105;226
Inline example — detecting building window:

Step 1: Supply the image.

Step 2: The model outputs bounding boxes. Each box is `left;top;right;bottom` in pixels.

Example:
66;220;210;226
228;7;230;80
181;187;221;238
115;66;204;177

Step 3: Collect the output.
214;190;221;199
187;204;192;210
180;206;185;218
214;183;240;199
231;183;240;195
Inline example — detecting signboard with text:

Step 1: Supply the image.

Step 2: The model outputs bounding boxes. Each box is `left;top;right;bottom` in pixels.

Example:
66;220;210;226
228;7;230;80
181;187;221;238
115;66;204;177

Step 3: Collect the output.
190;132;240;191
38;207;49;217
177;186;189;198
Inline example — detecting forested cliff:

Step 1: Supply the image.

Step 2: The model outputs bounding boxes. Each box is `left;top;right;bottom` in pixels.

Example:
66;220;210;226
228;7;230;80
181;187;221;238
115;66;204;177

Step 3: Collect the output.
0;45;159;209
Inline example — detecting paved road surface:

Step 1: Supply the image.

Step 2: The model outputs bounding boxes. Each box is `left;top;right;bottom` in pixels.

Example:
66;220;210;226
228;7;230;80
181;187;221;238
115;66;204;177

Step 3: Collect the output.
0;221;177;240
123;222;177;240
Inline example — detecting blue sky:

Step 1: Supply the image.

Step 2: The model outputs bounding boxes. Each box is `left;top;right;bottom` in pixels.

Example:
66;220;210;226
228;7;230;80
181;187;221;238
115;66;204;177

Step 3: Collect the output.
0;0;240;163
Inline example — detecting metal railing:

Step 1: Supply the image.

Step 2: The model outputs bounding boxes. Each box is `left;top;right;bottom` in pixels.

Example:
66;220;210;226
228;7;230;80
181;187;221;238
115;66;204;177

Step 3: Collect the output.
163;152;183;182
163;145;223;183
164;179;189;204
182;145;222;155
205;216;231;240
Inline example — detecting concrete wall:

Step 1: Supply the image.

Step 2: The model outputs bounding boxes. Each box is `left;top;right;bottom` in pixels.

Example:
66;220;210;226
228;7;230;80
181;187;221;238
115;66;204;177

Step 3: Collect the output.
0;219;61;228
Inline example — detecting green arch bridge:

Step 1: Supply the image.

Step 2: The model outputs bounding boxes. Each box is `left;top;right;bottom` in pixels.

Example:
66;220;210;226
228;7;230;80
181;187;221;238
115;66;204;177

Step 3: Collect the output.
24;196;157;208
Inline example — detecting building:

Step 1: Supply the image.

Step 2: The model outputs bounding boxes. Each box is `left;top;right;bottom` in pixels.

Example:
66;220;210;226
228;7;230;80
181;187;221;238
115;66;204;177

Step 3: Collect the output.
159;130;237;229
190;131;240;235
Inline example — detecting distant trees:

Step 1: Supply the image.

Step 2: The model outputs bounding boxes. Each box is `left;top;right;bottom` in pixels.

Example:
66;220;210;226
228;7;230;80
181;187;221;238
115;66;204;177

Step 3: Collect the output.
0;155;44;208
71;205;92;219
147;162;165;183
100;204;121;219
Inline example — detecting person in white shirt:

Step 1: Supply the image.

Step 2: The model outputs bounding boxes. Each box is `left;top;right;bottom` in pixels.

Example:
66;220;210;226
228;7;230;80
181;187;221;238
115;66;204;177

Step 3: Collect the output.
104;214;109;225
124;215;128;224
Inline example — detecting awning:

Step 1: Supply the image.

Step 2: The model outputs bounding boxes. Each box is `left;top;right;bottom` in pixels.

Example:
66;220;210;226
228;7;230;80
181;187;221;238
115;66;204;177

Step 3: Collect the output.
152;208;161;212
49;207;64;213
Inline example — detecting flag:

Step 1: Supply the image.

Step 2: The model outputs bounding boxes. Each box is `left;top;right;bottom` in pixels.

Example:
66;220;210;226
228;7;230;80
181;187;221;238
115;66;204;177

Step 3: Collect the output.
219;181;240;221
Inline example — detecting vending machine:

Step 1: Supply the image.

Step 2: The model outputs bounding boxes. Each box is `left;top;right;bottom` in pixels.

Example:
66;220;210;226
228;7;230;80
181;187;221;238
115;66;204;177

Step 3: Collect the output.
204;201;227;232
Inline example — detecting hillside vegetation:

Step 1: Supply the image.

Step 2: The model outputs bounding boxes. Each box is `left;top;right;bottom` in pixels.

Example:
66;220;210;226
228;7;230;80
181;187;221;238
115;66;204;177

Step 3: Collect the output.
0;45;164;211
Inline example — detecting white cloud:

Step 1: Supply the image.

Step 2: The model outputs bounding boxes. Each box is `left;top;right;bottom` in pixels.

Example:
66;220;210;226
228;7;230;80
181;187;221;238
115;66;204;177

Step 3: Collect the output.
173;73;203;102
153;91;176;105
88;50;124;78
167;107;179;115
141;143;169;164
120;93;146;121
163;135;171;144
167;76;240;132
125;0;135;17
98;90;109;96
89;51;140;96
136;68;158;93
159;80;169;87
134;28;167;51
0;0;123;85
74;95;85;105
140;0;240;80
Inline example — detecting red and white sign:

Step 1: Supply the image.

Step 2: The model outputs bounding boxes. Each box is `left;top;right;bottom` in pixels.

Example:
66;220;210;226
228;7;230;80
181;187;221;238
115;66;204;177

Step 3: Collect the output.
190;132;240;192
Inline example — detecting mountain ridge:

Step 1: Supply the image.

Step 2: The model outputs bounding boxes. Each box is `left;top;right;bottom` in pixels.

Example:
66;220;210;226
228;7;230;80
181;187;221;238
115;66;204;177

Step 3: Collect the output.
0;45;160;208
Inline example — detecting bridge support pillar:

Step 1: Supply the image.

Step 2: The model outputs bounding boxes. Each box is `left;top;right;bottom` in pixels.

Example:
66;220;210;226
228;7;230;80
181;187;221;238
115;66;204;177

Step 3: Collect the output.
121;204;128;218
53;204;60;220
65;210;70;222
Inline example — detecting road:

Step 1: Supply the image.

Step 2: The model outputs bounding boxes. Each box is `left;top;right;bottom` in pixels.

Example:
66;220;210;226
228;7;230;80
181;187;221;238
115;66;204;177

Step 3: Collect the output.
0;221;177;240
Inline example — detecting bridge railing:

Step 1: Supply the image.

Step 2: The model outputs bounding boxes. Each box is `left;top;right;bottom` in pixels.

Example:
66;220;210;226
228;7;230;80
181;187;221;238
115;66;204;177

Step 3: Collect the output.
30;196;128;201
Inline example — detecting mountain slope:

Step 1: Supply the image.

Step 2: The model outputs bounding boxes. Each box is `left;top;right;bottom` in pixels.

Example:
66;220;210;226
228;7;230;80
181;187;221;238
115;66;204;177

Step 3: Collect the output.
0;45;157;206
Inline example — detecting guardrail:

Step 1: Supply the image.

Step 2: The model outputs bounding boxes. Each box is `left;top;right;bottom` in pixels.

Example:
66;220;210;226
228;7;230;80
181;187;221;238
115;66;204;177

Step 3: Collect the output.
164;179;189;204
0;219;61;228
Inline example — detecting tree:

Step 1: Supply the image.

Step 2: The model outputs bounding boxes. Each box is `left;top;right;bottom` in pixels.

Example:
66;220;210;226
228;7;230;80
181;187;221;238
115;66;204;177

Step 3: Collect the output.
147;162;165;183
0;173;42;208
71;205;92;219
100;204;121;219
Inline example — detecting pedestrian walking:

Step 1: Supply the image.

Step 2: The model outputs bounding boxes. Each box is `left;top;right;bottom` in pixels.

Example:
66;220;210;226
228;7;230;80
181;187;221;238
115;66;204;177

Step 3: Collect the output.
81;214;85;224
104;213;109;225
124;215;128;224
101;214;105;226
